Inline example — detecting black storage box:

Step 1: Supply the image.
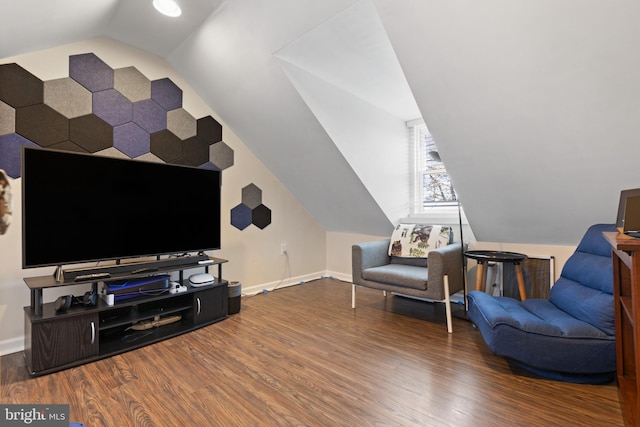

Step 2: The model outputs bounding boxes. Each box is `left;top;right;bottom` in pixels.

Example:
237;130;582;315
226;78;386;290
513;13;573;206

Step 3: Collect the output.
228;281;241;314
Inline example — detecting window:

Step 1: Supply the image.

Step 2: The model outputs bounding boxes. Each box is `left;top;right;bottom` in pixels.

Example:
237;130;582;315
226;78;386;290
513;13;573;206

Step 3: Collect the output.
408;119;457;214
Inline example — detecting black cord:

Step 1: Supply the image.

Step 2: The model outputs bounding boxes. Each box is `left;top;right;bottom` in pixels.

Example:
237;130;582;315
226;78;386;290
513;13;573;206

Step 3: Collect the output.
458;199;468;312
121;330;155;343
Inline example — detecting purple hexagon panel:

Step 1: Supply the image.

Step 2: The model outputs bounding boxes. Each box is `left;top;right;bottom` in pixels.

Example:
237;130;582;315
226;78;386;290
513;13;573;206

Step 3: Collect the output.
69;53;114;93
0;53;234;178
231;184;272;230
93;89;133;126
151;78;182;111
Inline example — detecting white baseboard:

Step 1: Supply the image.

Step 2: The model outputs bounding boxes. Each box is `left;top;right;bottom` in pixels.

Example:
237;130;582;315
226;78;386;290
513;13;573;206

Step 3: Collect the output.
241;271;351;296
241;271;325;296
324;270;351;283
1;336;24;356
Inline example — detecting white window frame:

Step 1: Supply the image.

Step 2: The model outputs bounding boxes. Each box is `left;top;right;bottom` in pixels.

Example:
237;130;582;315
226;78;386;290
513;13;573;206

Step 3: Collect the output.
408;119;458;216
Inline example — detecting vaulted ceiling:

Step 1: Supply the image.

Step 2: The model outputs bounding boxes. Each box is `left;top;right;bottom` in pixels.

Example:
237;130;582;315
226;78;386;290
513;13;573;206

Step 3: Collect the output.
2;0;639;245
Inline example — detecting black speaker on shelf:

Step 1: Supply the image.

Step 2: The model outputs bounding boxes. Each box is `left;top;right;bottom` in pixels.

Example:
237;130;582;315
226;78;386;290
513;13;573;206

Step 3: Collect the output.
54;291;97;313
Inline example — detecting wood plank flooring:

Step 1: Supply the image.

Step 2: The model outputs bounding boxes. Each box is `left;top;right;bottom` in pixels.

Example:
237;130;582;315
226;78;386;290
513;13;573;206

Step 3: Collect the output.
1;278;626;426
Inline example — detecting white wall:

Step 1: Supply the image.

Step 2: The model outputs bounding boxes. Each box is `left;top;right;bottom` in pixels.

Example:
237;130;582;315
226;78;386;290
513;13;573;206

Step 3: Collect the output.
326;231;387;281
0;38;327;355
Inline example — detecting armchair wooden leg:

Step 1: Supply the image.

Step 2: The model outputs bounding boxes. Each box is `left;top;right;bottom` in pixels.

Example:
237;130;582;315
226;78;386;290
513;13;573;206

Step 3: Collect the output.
352;284;356;309
444;275;453;334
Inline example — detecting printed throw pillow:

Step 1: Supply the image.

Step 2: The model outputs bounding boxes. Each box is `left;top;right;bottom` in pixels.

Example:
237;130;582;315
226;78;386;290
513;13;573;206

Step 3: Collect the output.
388;224;452;258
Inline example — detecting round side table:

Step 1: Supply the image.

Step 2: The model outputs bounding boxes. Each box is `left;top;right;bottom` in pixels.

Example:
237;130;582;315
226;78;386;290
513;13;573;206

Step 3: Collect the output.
465;250;528;300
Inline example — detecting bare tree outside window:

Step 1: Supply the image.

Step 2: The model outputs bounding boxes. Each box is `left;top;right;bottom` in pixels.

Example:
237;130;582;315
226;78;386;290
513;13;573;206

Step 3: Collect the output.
409;121;457;213
422;129;456;204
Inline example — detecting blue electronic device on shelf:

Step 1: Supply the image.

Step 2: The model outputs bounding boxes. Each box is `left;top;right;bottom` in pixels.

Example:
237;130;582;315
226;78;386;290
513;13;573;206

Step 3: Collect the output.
106;275;170;301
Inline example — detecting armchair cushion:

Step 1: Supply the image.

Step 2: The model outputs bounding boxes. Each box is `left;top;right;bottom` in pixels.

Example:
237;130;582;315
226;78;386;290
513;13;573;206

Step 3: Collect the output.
469;292;612;340
362;264;428;290
468;291;615;376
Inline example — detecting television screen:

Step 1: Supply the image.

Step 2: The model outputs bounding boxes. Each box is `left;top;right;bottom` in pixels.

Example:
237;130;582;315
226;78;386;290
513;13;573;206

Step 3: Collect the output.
22;147;221;268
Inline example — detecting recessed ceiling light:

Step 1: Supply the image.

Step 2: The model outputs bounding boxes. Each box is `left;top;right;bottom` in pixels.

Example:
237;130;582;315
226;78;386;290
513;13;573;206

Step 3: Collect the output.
153;0;182;17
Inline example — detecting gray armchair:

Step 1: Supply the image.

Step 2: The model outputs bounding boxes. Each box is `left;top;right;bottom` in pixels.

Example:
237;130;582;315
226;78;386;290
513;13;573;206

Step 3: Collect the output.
352;239;465;333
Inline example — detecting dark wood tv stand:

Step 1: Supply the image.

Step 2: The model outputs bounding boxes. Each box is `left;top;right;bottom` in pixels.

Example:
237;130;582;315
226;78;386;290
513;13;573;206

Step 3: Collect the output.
23;257;229;376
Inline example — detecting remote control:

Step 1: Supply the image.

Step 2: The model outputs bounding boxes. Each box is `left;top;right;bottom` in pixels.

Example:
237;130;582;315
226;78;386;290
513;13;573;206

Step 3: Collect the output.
131;267;158;274
74;272;111;281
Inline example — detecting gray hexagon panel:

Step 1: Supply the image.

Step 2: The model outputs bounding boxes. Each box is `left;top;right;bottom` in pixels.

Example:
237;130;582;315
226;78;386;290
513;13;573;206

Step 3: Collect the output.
242;183;262;209
43;78;92;119
0;101;15;135
114;66;151;102
0;53;234;178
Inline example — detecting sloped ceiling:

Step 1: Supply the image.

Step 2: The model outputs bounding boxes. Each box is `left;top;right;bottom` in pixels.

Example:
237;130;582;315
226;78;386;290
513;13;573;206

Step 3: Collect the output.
2;0;640;244
375;0;640;244
272;0;418;232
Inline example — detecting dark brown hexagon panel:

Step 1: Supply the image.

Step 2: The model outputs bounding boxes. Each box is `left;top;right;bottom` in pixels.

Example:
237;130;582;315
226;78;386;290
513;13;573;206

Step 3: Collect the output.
15;104;68;146
182;136;211;167
0;63;43;108
69;114;114;153
197;116;223;144
150;129;183;163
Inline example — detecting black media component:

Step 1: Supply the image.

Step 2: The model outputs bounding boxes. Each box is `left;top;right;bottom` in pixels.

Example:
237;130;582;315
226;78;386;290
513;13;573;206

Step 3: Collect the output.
54;291;97;313
21;147;222;269
54;295;72;313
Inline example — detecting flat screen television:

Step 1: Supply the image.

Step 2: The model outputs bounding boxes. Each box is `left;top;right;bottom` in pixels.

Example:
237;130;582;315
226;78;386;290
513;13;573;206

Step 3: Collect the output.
22;147;221;269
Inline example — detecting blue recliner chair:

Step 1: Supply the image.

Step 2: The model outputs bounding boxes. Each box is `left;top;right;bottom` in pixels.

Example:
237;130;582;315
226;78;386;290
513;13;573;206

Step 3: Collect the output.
467;224;617;384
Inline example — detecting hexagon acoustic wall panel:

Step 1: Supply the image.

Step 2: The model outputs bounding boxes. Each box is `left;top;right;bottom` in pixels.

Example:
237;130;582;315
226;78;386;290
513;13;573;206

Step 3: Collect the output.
0;133;37;178
69;53;114;93
93;88;133;126
151;78;182;111
0;101;15;135
15;104;69;147
0;63;43;108
0;53;271;234
114;67;151;102
69;114;113;153
114;122;150;158
231;184;272;230
242;183;262;208
0;53;234;178
167;108;197;140
43;78;92;119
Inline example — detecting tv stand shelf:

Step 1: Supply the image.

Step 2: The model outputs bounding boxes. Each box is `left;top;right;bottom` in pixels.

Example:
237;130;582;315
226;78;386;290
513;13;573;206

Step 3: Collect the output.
23;257;229;376
25;256;227;316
